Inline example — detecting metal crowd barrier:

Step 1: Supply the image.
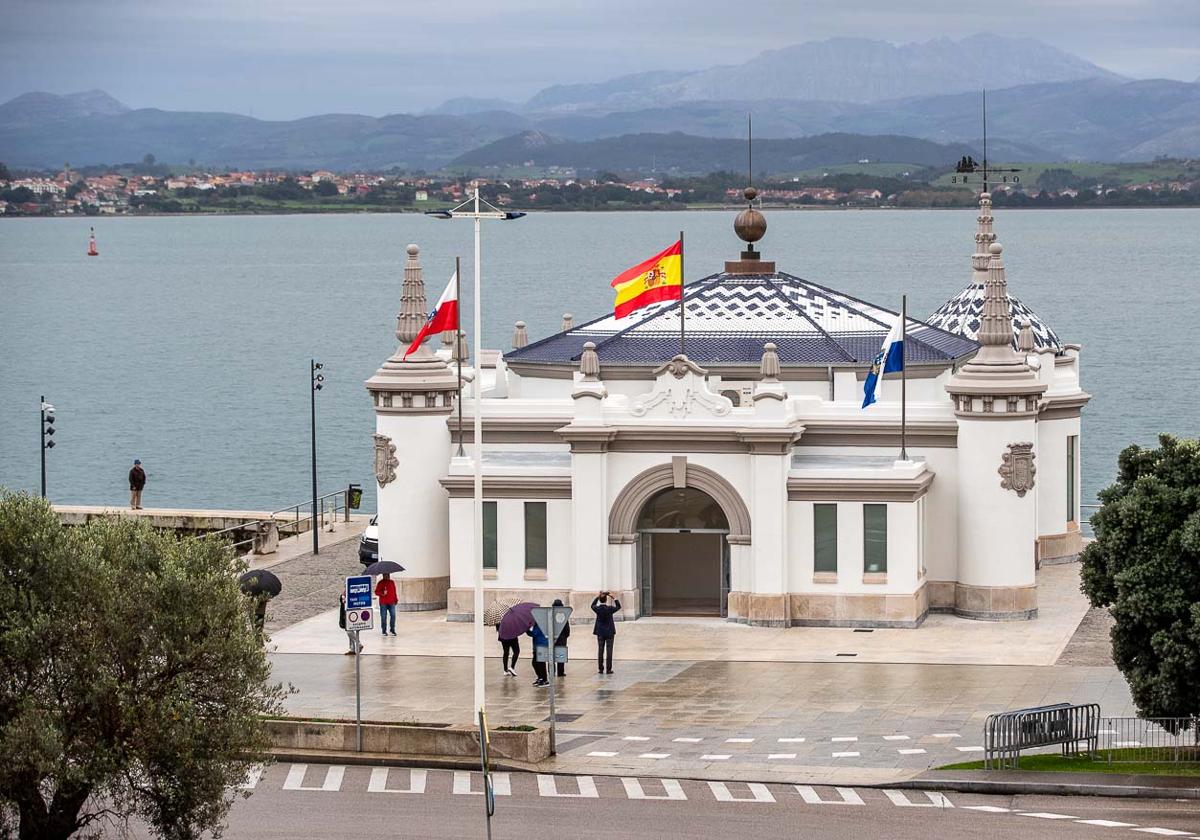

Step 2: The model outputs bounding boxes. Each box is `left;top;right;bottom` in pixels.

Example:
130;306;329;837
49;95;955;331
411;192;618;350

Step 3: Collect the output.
984;703;1100;769
1100;717;1200;764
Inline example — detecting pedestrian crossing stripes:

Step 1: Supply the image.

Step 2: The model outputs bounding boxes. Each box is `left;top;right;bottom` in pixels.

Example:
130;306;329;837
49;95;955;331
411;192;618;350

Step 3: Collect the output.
244;765;1199;836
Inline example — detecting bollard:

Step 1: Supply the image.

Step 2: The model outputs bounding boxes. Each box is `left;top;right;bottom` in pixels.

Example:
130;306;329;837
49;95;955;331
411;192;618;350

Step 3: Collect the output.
253;520;280;555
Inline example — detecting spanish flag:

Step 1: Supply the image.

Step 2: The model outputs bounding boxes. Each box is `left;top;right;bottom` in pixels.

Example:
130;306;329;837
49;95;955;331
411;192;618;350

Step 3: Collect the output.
611;239;683;319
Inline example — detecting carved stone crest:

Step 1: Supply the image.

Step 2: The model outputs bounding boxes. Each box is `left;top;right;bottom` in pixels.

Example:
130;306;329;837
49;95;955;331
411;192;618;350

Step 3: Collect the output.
373;433;399;487
630;354;732;419
998;442;1036;497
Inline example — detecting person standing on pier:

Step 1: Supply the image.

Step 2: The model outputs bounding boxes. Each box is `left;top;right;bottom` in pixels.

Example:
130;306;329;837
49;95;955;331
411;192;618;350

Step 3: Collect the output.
128;459;146;510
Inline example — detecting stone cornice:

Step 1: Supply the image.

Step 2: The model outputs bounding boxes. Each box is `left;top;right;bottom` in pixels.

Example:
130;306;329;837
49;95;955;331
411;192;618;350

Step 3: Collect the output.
440;475;572;499
1039;391;1092;421
787;471;934;502
797;420;958;449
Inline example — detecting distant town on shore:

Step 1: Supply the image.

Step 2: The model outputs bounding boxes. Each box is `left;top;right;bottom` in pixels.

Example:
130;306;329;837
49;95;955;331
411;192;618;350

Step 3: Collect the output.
2;157;1198;217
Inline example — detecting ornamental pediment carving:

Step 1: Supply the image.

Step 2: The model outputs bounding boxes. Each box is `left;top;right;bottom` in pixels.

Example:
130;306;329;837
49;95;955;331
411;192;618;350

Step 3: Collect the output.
630;354;733;420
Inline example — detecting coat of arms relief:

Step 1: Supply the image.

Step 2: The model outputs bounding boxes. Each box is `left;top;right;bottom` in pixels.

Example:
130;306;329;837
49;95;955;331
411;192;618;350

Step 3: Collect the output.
998;442;1036;497
373;433;399;487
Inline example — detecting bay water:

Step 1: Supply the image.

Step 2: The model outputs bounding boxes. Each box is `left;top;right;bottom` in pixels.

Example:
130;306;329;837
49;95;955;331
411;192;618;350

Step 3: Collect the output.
1;208;1196;513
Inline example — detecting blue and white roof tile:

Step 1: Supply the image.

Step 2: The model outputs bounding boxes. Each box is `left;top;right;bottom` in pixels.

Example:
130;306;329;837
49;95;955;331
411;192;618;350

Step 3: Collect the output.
507;271;979;367
926;284;1062;352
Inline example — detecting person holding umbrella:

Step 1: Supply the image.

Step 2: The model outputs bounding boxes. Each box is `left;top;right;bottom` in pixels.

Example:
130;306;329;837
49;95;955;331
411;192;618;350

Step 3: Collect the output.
238;569;282;641
527;620;549;687
494;601;538;679
363;559;405;638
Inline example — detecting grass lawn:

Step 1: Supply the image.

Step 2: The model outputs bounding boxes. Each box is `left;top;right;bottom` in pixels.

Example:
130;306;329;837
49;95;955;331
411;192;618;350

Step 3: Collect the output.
939;748;1200;777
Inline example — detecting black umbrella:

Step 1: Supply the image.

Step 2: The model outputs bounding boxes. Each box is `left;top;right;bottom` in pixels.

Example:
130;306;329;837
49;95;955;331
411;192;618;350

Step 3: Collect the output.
363;560;406;576
238;569;282;599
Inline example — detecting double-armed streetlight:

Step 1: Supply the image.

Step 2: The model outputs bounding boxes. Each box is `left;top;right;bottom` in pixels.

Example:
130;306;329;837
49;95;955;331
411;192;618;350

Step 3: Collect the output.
427;188;525;715
40;396;56;498
311;360;324;555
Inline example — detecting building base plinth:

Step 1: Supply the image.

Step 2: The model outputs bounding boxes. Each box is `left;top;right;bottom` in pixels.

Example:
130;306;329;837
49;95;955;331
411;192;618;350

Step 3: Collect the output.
1038;529;1085;566
727;586;928;628
396;575;450;611
953;582;1037;621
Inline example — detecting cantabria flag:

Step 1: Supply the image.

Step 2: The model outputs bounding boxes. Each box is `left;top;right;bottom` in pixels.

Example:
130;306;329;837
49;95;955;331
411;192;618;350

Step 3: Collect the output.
611;240;683;318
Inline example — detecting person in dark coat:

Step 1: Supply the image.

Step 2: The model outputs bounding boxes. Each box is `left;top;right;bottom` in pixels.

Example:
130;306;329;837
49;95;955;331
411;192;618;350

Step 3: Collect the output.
128;459;146;510
591;591;620;675
338;593;363;655
527;621;549;687
552;598;570;677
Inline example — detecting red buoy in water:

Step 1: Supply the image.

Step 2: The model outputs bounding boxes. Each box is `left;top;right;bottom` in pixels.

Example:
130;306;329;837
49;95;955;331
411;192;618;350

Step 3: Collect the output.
87;227;99;257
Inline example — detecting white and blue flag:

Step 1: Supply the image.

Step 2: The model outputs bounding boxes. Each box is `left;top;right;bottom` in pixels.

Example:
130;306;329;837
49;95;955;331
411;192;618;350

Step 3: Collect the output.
862;312;905;409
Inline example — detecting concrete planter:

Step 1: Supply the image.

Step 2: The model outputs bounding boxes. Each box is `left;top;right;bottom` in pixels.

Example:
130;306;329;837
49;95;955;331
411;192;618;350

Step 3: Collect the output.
266;719;550;764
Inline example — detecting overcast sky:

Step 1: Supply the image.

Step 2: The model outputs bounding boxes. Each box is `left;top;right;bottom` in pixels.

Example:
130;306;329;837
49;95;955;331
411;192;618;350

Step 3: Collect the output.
3;0;1198;119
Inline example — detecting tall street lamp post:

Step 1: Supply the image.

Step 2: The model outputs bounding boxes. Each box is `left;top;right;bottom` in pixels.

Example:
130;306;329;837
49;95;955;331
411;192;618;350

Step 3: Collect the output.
40;396;56;498
428;189;525;715
311;360;324;554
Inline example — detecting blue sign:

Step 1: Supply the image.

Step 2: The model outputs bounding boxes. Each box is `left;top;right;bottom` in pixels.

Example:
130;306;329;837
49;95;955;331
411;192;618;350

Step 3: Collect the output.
346;575;373;610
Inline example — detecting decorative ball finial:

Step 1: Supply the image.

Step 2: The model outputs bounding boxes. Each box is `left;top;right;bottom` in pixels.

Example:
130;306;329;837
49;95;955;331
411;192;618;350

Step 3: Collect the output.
734;207;767;245
580;341;600;380
406;243;419;256
989;242;1003;255
744;186;758;202
512;320;529;349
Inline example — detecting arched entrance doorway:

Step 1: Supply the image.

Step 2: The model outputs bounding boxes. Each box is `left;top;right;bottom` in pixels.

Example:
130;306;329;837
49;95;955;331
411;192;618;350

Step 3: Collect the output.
636;486;730;617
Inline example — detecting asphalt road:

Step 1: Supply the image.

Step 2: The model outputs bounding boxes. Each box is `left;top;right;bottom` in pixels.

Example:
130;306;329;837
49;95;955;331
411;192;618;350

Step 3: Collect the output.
191;763;1200;840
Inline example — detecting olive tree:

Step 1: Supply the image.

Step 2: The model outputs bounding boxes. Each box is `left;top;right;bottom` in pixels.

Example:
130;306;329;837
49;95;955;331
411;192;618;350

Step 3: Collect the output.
1080;435;1200;724
0;492;287;839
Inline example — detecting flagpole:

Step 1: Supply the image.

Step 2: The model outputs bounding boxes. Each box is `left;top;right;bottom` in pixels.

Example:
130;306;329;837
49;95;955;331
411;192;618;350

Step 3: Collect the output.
900;294;908;462
678;230;685;357
472;189;485;716
455;256;464;458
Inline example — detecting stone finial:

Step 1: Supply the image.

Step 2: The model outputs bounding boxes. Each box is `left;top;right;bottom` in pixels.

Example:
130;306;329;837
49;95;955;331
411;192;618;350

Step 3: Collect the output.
580;341;600;380
561;313;574;332
760;342;781;382
512;320;529;349
977;242;1013;348
396;243;428;346
1017;320;1035;353
441;328;455;346
972;192;997;277
454;330;469;363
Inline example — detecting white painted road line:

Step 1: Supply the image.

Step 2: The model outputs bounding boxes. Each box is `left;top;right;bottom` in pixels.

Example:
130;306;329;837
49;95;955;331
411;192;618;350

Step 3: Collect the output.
1131;829;1192;836
832;751;860;758
283;764;344;792
883;735;910;741
932;733;961;738
673;737;702;743
622;778;687;801
708;782;775;803
962;805;1011;813
725;737;754;743
639;753;670;759
587;751;618;757
778;737;806;743
767;753;797;760
1018;812;1079;820
622;736;650;741
897;748;927;755
794;785;864;805
537;775;598;798
1076;819;1137;828
955;746;985;752
368;768;426;794
701;754;731;761
884;791;953;808
452;771;510;796
831;736;858;742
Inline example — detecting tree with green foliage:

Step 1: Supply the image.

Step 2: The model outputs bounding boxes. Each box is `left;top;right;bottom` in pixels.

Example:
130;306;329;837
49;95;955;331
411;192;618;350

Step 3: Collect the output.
313;179;339;197
0;491;287;840
0;162;10;182
1080;435;1200;726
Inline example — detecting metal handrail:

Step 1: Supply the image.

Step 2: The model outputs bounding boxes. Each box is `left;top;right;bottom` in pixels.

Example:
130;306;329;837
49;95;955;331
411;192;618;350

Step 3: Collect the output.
203;488;354;550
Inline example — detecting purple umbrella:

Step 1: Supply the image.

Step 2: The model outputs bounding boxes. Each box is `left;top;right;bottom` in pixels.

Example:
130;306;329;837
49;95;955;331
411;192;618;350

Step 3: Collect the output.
497;602;538;641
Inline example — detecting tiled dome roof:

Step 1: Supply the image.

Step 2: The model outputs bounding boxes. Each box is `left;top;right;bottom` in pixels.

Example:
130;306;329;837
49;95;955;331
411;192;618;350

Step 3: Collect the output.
506;270;979;367
926;284;1063;352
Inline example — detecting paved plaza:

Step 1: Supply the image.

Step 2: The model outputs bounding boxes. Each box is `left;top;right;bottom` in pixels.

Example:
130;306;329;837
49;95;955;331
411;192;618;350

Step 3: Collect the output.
259;551;1134;784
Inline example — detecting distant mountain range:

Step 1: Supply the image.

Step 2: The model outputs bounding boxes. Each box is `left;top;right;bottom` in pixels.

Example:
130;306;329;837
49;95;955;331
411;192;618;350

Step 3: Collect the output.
2;34;1198;172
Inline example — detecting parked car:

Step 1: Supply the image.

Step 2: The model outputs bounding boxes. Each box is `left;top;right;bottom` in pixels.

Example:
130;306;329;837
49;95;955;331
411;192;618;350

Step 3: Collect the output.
358;515;379;566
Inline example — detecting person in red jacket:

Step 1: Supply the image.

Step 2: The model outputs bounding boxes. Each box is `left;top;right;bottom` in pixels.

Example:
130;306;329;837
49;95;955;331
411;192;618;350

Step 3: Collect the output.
375;573;398;636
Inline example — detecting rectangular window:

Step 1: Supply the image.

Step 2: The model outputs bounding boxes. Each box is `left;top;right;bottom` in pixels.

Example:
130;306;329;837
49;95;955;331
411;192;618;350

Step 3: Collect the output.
1067;435;1078;523
813;503;838;573
524;502;547;570
482;501;498;569
863;504;888;574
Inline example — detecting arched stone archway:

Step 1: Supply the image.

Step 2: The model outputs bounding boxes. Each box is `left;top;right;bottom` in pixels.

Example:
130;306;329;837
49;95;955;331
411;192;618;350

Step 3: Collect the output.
608;462;751;545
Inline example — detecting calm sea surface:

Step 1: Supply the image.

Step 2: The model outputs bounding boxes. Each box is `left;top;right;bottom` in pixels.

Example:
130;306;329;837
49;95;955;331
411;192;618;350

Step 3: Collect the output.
1;208;1196;513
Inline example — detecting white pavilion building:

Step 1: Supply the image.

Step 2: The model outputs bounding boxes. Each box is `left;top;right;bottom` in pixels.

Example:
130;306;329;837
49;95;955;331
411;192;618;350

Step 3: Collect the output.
365;191;1088;627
